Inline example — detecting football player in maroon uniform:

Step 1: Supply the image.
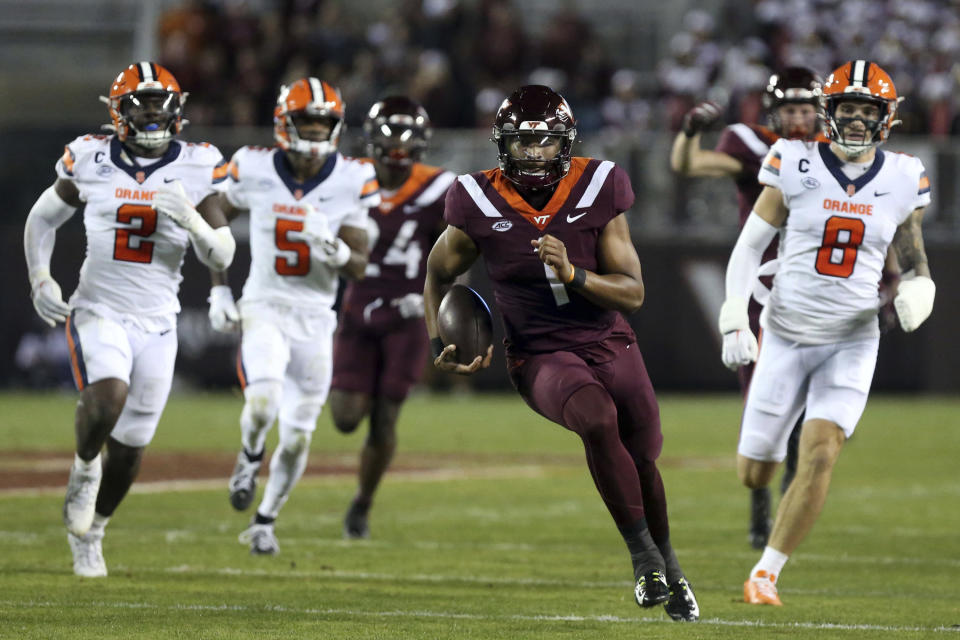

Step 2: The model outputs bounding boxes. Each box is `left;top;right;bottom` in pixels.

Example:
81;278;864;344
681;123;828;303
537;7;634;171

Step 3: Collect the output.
329;97;455;539
670;67;824;549
424;85;699;621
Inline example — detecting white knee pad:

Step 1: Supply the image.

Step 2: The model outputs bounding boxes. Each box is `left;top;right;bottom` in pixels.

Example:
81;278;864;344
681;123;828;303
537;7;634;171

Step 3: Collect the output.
278;381;326;433
243;380;283;428
278;423;313;455
110;405;164;448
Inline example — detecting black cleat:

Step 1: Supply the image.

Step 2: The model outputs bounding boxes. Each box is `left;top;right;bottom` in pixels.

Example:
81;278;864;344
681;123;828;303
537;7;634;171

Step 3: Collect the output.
634;570;670;608
664;578;700;621
343;499;370;540
749;486;771;549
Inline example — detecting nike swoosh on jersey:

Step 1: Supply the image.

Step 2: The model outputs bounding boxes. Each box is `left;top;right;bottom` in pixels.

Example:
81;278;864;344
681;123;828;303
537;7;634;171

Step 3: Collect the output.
874;191;890;197
163;177;177;183
566;211;588;223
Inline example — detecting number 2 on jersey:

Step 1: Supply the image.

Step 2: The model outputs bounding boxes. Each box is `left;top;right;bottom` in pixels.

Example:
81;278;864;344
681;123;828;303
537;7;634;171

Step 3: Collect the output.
114;204;157;263
815;215;865;278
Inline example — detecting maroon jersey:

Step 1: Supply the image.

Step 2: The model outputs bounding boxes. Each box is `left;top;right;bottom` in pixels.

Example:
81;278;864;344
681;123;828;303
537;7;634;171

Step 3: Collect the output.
714;123;781;227
444;157;636;357
340;162;455;331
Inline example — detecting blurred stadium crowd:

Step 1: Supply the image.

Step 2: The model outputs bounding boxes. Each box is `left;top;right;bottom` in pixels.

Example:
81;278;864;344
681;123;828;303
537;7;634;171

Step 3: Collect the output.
158;0;960;135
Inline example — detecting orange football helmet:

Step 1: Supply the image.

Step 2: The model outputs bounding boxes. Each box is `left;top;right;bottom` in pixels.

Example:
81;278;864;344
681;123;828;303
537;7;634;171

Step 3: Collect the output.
821;60;902;156
274;78;344;159
101;62;186;149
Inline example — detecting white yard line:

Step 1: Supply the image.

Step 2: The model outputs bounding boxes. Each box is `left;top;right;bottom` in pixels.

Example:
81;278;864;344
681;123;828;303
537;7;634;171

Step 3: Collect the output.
1;599;957;633
0;464;550;497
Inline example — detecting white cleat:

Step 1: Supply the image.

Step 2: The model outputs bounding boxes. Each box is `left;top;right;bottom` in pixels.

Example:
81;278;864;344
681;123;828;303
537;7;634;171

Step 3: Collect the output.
228;450;263;511
239;523;279;555
68;530;107;578
63;456;102;537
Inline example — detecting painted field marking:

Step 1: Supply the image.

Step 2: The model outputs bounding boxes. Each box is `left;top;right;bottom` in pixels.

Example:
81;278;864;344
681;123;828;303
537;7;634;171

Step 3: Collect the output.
1;599;957;633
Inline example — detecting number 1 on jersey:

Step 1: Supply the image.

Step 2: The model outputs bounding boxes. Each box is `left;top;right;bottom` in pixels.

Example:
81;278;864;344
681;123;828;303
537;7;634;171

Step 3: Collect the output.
815;215;865;278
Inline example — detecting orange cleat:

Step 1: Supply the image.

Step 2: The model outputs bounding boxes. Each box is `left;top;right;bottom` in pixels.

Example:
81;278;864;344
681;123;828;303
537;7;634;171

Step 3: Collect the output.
743;569;783;605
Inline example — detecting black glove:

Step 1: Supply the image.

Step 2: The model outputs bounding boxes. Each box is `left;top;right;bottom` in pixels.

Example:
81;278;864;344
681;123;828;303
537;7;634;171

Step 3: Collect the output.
682;101;722;137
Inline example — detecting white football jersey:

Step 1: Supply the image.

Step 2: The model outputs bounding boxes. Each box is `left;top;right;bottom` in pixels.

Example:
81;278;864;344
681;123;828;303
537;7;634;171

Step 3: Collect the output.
226;147;380;309
757;139;930;344
55;134;229;319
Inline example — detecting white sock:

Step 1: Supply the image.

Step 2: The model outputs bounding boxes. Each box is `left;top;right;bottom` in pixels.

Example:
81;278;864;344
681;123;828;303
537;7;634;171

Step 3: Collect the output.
89;513;110;536
751;546;789;582
75;452;101;473
240;403;271;454
257;428;310;520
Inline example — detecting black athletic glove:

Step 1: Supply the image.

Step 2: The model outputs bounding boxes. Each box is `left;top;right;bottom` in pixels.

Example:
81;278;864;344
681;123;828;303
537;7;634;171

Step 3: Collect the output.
681;101;722;137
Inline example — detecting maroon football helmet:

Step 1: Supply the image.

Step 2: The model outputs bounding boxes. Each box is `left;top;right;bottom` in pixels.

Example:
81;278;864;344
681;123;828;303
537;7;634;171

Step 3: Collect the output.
363;95;432;169
762;66;823;138
492;85;577;190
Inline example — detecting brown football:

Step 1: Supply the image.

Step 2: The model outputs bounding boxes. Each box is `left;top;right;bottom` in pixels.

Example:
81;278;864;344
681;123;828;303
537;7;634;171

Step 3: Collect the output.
437;284;494;365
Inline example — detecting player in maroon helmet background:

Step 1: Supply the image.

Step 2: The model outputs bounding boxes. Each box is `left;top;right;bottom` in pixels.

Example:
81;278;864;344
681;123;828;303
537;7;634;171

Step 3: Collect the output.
329;97;456;539
424;85;699;621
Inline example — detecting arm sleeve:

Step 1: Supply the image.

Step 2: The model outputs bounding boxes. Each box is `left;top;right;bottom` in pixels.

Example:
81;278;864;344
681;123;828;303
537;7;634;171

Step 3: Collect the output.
24;185;78;282
725;212;779;302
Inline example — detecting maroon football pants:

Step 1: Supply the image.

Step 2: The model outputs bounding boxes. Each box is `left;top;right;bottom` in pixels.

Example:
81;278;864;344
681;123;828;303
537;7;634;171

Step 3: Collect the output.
508;338;670;542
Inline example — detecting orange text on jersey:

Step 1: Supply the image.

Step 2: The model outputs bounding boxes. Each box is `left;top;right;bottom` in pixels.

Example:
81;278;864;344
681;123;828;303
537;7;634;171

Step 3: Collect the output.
272;203;307;215
823;199;873;215
115;188;156;201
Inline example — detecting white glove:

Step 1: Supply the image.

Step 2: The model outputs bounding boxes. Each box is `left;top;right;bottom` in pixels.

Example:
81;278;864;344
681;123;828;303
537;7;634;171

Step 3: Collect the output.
722;330;759;371
301;204;351;268
718;296;758;371
894;275;935;332
390;292;425;319
30;270;70;327
153;181;202;231
208;285;239;333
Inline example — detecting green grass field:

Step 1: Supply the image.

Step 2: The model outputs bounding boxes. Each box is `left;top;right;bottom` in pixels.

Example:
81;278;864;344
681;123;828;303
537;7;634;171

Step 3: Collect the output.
1;391;958;639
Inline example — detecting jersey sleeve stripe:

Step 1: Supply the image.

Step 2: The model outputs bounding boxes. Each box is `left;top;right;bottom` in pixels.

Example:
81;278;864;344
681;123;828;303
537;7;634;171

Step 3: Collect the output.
729;123;771;157
360;178;380;197
574;160;615;208
60;146;76;175
212;160;230;183
918;172;930;195
228;160;239;181
458;174;503;218
762;150;782;175
413;170;457;207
